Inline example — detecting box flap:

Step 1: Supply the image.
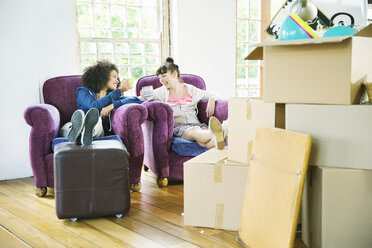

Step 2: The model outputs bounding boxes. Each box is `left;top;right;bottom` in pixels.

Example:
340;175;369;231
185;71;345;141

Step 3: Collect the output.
245;36;353;60
245;24;372;60
355;23;372;38
185;148;228;164
245;46;263;60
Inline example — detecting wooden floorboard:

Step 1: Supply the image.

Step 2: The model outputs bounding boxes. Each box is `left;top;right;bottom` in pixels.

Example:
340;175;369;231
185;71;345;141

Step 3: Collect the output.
0;174;307;248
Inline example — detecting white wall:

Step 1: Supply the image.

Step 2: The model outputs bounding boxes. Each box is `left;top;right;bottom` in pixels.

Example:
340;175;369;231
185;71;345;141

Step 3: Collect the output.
170;0;236;97
0;0;78;180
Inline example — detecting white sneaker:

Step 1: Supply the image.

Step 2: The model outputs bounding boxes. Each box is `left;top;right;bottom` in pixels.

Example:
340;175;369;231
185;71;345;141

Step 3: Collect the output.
67;110;85;143
81;108;99;146
209;116;225;150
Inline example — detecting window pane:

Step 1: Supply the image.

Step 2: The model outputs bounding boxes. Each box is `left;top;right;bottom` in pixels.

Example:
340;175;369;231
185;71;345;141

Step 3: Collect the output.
127;8;141;29
237;67;247;80
114;43;129;54
237;20;248;41
81;55;96;67
130;43;144;55
237;43;248;65
79;29;94;38
145;55;159;65
97;54;113;61
142;0;157;7
250;0;261;19
119;67;129;77
95;29;110;38
143;31;159;39
115;57;129;65
145;43;159;54
237;90;249;97
131;56;143;65
112;30;126;38
143;8;157;30
97;42;113;53
249;21;260;42
111;0;125;4
131;67;144;78
94;0;109;3
77;4;93;27
146;66;157;75
94;4;110;28
248;67;260;87
80;42;96;54
128;31;142;39
127;0;139;5
111;6;125;28
248;89;260;97
237;0;249;18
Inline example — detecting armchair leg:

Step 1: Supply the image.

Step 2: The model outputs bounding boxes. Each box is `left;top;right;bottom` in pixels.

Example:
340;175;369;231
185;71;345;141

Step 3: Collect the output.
130;183;142;192
157;178;168;187
34;187;47;197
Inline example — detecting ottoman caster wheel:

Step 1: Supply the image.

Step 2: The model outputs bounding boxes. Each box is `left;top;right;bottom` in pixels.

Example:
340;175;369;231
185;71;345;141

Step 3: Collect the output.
130;183;141;192
71;218;78;222
157;178;168;187
35;187;47;197
116;213;123;218
48;187;54;196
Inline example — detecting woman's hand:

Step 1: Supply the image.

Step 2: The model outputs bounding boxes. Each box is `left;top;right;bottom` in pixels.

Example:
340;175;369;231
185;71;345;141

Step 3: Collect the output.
101;104;114;118
205;98;215;118
119;78;131;93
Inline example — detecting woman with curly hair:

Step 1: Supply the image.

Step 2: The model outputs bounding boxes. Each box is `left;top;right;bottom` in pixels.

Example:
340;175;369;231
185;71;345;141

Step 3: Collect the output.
60;60;142;145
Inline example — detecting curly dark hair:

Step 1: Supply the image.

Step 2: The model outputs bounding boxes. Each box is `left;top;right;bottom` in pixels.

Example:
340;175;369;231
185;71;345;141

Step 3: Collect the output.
81;60;119;93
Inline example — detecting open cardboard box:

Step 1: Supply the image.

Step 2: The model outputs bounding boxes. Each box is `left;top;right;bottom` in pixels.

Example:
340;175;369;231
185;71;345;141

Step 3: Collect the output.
247;24;372;104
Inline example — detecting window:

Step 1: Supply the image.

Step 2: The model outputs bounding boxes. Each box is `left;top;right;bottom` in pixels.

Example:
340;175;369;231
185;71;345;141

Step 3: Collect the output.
76;0;169;95
236;0;264;97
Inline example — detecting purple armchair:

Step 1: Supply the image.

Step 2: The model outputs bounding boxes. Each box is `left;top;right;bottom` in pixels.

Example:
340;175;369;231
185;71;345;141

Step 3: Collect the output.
24;75;147;196
136;74;228;186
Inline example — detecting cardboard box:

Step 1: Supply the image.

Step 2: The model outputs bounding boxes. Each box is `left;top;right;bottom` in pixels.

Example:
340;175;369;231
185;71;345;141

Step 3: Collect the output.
184;148;249;231
238;127;312;248
302;166;372;248
286;104;372;170
228;97;285;164
246;24;372;104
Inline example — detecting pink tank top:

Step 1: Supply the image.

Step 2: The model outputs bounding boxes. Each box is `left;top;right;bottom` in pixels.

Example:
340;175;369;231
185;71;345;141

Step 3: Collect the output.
167;85;193;105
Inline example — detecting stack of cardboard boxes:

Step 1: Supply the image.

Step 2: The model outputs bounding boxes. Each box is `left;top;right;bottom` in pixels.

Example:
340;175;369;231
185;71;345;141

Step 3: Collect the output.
184;23;372;247
246;24;372;247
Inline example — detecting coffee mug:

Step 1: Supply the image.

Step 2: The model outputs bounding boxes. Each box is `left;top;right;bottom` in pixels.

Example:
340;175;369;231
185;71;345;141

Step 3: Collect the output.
141;86;154;98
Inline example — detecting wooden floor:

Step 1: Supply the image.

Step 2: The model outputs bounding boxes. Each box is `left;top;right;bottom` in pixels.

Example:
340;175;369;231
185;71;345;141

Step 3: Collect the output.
0;171;307;248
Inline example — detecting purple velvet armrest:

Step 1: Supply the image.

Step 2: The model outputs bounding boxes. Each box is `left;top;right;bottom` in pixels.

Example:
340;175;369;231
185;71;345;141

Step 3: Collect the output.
143;101;174;177
24;104;60;187
197;99;228;124
111;103;148;185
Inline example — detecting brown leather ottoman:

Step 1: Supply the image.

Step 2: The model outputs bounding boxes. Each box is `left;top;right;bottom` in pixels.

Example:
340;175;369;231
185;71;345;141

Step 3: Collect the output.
54;140;130;220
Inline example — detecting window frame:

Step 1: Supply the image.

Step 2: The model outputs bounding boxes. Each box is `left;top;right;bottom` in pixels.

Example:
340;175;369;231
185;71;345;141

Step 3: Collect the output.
73;0;170;88
235;0;271;97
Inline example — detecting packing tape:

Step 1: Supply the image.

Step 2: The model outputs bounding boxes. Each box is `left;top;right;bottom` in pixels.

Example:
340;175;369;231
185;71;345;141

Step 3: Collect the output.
214;163;223;183
215;204;224;229
247;140;253;164
246;101;252;120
